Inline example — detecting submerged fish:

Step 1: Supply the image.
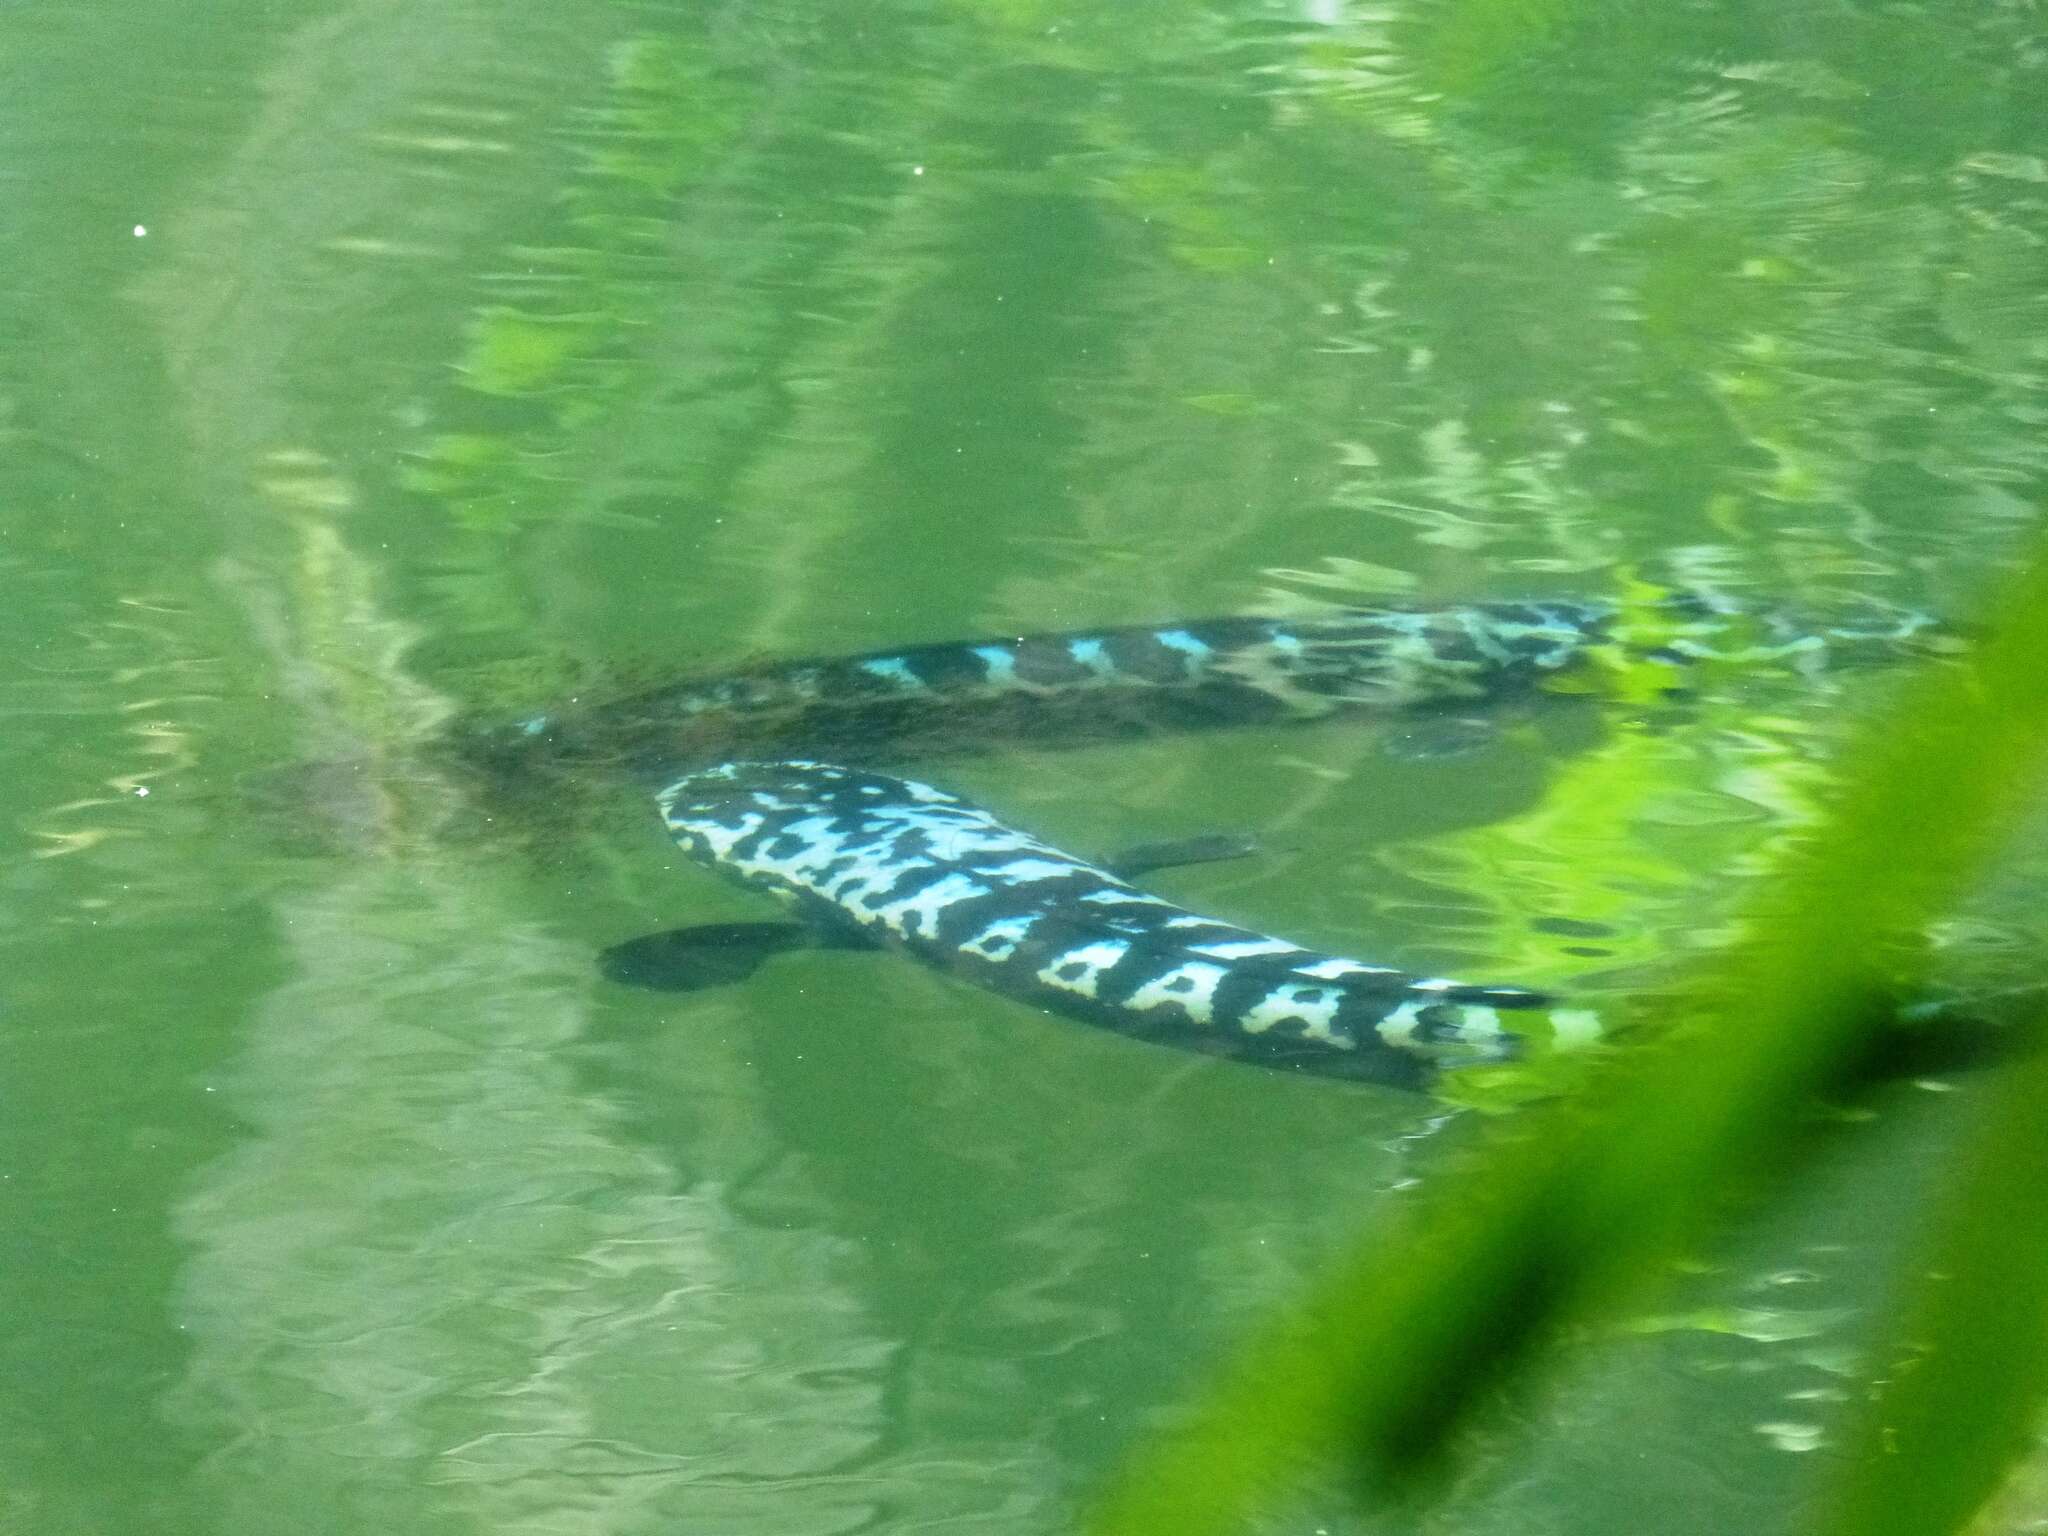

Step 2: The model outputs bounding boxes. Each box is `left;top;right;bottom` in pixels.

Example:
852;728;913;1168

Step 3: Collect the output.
635;759;1601;1088
463;593;1951;787
602;832;1260;991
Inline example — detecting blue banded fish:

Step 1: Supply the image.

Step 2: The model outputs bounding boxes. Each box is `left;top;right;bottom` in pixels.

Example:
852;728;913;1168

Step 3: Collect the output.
602;832;1260;991
644;760;1600;1088
467;594;1950;786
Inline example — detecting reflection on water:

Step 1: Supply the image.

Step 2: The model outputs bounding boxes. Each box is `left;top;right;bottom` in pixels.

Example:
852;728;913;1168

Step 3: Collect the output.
3;0;2046;1530
167;870;913;1534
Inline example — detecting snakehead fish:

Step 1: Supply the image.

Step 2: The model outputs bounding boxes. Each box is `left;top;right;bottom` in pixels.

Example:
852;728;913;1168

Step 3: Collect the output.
465;594;1949;787
651;759;1601;1088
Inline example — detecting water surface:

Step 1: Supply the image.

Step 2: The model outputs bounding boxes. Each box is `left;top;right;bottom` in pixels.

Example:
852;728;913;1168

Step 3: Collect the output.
4;2;2045;1532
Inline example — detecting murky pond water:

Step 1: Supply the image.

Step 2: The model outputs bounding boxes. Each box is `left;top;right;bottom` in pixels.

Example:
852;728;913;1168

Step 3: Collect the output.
4;3;2045;1532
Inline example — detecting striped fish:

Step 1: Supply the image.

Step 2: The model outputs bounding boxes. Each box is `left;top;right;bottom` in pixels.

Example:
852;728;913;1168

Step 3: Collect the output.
651;759;1600;1088
468;594;1950;786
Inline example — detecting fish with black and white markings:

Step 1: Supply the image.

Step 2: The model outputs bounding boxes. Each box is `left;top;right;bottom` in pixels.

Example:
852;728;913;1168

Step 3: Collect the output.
648;759;1602;1088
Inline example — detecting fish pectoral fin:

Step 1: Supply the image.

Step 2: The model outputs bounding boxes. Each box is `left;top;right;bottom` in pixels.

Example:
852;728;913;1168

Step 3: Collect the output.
1105;832;1259;881
600;920;873;993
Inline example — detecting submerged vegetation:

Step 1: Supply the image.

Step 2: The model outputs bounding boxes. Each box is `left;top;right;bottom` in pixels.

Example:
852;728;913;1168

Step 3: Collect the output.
1089;541;2048;1533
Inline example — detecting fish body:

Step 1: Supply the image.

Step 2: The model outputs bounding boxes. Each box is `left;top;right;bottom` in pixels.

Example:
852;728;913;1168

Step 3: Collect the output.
478;600;1621;784
468;594;1949;787
600;594;1948;1086
655;759;1592;1087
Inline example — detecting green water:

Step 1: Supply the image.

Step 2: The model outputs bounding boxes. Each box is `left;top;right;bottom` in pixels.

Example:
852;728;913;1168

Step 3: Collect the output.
4;2;2045;1532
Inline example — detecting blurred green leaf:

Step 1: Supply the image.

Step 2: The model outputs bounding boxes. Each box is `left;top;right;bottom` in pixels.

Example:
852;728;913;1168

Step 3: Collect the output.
1816;1043;2048;1536
1087;526;2048;1536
